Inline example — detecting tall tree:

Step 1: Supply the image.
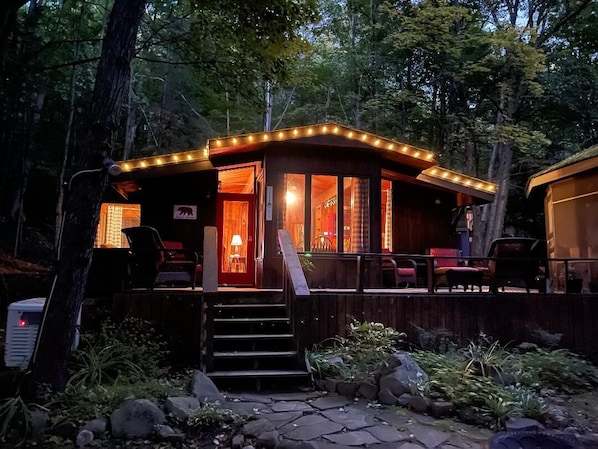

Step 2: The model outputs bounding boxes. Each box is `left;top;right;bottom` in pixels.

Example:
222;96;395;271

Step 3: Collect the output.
30;0;146;392
474;0;592;253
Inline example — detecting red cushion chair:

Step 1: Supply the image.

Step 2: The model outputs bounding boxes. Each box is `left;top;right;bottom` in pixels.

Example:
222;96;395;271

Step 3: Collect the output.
381;249;417;288
430;248;482;292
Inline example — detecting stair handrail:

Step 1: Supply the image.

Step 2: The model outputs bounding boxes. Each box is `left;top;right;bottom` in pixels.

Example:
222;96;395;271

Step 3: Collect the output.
277;229;310;297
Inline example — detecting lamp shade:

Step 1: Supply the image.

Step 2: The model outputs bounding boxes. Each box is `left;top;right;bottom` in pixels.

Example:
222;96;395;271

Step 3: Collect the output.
231;234;243;247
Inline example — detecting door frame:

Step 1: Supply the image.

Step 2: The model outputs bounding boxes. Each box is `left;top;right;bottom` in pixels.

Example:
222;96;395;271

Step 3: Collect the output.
216;193;255;286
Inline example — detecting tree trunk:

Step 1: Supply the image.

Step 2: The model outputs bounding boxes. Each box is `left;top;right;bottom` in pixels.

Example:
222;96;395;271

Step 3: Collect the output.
29;0;146;393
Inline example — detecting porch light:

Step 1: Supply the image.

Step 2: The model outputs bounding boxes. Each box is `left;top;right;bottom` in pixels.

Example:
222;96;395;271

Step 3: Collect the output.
286;190;297;204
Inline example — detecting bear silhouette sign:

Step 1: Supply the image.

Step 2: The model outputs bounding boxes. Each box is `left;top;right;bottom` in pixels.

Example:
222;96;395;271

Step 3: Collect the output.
173;205;197;220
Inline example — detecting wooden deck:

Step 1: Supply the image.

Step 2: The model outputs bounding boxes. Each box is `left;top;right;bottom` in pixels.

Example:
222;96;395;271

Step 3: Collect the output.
113;287;598;365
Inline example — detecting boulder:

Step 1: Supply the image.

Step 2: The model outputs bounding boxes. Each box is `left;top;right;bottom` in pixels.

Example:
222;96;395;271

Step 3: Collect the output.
191;370;226;405
378;352;428;397
165;396;200;421
28;409;50;435
75;429;94;447
430;400;455;418
378;388;399;406
358;382;378;400
81;418;107;437
336;381;358;397
110;399;165;439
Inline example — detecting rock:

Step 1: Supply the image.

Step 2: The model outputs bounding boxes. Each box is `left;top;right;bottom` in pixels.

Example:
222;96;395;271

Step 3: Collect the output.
315;380;327;390
545;405;574;429
51;419;78;438
242;418;276;436
397;393;414;407
257;430;280;449
337;381;358;397
379;352;428;397
378;388;399;405
325;378;341;393
155;424;186;442
505;417;543;432
276;440;318;449
28;409;50;435
408;395;430;413
577;433;598;448
191;370;226;405
358;382;378;400
110;398;165;439
232;434;245;449
76;429;94;447
430;400;455;418
325;355;345;367
165;396;200;421
242;445;256;449
81;418;107;436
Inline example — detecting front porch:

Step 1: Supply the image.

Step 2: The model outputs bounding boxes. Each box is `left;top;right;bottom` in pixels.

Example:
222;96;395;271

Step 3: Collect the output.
112;285;598;388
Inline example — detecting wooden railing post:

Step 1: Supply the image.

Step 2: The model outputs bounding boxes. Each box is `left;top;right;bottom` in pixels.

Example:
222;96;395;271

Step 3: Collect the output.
356;255;364;293
427;256;435;293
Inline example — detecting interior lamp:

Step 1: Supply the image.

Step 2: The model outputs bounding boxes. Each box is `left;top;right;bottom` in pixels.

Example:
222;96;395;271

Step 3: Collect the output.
231;234;243;256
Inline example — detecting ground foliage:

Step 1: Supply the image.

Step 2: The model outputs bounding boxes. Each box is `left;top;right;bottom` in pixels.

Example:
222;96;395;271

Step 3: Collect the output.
307;321;598;430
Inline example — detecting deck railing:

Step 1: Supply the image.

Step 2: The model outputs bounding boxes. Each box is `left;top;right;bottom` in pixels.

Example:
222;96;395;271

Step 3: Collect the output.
295;251;598;294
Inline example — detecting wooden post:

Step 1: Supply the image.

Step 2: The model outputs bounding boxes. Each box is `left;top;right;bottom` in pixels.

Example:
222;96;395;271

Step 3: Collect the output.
427;257;435;293
203;226;218;292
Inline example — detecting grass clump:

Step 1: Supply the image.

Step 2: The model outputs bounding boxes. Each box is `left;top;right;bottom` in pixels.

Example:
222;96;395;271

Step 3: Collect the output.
307;319;406;382
187;402;244;430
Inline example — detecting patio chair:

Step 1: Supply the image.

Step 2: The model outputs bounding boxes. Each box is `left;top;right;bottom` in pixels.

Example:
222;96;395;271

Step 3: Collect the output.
122;226;200;289
430;248;483;292
485;237;543;293
381;250;417;288
311;235;335;252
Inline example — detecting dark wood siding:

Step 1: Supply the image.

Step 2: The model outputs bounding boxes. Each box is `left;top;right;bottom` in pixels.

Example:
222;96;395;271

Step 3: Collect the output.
393;181;455;253
137;170;218;250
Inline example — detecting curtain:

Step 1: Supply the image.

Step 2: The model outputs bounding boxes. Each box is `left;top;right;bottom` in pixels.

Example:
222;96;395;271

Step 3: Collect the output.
351;178;370;253
384;190;392;250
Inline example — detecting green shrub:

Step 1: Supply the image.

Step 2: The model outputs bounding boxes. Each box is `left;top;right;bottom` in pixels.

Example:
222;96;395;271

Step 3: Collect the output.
68;317;171;388
50;376;187;421
504;348;598;393
187;402;244;430
307;320;406;382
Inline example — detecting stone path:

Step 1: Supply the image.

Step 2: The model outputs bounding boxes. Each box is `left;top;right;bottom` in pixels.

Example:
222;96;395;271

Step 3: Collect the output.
222;390;496;449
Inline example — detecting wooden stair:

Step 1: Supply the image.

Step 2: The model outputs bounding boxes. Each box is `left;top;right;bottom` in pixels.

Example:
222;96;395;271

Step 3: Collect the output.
207;292;310;390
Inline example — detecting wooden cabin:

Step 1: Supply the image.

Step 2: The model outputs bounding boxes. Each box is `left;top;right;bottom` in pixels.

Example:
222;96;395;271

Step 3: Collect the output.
527;145;598;293
93;123;496;291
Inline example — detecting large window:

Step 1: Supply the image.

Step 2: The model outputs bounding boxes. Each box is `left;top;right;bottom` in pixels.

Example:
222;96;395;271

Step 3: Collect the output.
283;173;371;253
96;203;140;248
311;175;337;252
284;174;306;250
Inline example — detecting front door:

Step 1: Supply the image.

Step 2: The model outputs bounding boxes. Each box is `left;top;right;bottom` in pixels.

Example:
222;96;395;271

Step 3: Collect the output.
217;193;255;285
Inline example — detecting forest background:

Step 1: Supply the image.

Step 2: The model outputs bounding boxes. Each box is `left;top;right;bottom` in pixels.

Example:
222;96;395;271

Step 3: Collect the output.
0;0;597;262
0;0;596;391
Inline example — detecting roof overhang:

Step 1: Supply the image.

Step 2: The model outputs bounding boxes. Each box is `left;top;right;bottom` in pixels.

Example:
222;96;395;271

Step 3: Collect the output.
526;155;598;197
208;123;437;170
112;122;497;202
417;167;496;202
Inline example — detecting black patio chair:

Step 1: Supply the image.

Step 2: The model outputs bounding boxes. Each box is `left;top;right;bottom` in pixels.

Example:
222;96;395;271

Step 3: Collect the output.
486;237;545;293
122;226;199;289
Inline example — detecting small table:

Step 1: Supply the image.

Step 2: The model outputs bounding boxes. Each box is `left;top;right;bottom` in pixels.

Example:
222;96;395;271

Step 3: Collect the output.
228;255;246;273
446;268;484;292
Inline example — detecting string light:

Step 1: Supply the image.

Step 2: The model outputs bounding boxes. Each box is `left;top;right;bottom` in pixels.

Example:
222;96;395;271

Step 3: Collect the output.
421;167;497;194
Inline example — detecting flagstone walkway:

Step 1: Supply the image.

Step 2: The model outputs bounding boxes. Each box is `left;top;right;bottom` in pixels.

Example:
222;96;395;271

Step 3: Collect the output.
222;390;496;449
